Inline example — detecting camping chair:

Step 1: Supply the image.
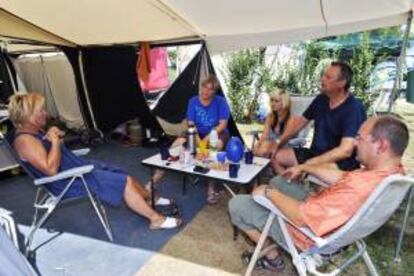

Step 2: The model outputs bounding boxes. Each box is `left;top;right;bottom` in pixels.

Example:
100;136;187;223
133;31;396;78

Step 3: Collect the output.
395;184;414;261
306;174;414;262
0;131;113;255
0;210;37;276
0;208;19;249
246;174;414;276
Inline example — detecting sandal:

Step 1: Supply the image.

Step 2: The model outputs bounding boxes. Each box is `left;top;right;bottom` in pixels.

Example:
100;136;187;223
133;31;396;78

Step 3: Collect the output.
149;217;182;230
241;250;285;272
207;191;221;205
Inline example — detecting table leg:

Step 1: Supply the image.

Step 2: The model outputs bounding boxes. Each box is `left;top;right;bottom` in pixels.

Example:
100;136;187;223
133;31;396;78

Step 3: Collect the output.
233;225;239;241
150;168;155;209
223;182;236;197
182;175;187;195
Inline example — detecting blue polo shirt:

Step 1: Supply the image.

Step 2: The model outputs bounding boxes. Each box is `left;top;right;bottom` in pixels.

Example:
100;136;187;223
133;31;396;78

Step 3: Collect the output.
303;93;366;157
187;95;230;136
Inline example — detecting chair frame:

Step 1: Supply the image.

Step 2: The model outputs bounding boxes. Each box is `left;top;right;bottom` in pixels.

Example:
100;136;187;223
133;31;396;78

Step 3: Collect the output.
25;163;113;255
0;208;19;248
395;185;414;261
306;174;414;262
245;174;414;276
0;126;114;255
0;209;38;276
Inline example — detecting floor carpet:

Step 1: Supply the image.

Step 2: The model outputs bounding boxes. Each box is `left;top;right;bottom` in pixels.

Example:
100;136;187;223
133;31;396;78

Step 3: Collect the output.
0;141;207;275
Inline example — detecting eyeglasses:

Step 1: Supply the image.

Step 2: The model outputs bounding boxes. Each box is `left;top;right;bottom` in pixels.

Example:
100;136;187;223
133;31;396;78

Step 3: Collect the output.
355;134;373;143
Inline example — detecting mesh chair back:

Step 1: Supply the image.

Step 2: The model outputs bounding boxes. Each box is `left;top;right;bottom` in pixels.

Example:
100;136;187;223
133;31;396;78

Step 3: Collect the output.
290;96;314;142
319;174;413;254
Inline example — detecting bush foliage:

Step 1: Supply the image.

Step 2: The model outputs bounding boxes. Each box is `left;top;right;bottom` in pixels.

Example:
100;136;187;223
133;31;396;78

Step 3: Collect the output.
223;27;401;122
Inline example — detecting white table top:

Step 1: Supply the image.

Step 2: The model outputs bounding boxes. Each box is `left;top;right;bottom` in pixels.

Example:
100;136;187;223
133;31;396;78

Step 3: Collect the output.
141;154;270;185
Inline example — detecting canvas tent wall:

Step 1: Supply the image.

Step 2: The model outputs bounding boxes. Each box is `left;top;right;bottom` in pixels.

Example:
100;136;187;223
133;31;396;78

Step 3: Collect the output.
0;50;15;103
12;52;85;129
62;46;162;133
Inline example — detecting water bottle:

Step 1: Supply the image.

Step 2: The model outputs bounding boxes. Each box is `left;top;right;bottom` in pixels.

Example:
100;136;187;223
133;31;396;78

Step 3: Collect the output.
186;124;197;155
209;129;218;149
209;129;219;159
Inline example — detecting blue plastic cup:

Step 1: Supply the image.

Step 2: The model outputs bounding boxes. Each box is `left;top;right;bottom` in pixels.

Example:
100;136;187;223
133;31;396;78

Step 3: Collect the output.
245;150;254;164
160;145;170;160
229;163;240;178
216;151;226;164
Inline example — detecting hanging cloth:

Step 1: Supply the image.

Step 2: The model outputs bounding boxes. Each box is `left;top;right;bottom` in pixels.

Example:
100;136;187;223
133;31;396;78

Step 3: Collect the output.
137;42;151;83
139;47;170;92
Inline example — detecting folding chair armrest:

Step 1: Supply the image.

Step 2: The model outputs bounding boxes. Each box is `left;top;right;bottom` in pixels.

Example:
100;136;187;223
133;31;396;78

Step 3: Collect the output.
253;194;328;247
0;208;12;216
72;148;91;156
287;137;306;148
34;165;94;186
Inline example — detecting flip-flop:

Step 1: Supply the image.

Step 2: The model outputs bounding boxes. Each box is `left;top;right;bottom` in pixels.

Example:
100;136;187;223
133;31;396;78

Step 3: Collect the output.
149;217;182;230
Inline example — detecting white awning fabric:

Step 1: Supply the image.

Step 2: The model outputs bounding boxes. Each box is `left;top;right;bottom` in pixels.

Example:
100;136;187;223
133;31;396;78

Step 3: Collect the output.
0;0;413;52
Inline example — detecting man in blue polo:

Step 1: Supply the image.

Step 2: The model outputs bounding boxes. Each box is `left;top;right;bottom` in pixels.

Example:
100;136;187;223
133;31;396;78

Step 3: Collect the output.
272;61;367;173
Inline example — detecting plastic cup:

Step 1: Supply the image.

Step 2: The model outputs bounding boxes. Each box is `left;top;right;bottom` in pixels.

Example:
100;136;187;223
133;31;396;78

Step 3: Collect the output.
229;163;240;178
245;150;254;164
160;145;170;160
216;151;226;164
198;139;208;150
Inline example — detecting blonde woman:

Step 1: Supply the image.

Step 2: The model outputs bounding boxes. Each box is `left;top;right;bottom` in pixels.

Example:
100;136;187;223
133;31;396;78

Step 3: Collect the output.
8;93;181;230
254;90;291;157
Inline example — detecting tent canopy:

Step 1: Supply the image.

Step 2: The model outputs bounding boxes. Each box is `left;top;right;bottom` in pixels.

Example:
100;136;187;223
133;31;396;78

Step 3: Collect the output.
0;0;413;52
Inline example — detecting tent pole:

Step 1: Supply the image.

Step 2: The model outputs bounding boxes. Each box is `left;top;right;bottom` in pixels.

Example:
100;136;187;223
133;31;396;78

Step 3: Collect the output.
78;50;104;138
387;11;412;113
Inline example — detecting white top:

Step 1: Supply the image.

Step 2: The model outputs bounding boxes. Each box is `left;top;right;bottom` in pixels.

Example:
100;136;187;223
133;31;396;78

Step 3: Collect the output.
0;109;9;117
141;154;270;185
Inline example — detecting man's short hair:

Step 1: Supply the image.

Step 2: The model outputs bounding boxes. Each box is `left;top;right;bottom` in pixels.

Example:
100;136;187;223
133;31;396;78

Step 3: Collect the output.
370;115;409;157
201;75;219;91
331;61;353;91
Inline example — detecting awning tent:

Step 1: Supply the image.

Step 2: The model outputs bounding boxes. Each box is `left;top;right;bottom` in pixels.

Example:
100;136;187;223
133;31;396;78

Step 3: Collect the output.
1;0;414;135
0;0;413;52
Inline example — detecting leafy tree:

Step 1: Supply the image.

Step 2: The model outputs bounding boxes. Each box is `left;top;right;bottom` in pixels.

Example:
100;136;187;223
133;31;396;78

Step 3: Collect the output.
350;32;375;112
222;49;264;122
222;25;403;121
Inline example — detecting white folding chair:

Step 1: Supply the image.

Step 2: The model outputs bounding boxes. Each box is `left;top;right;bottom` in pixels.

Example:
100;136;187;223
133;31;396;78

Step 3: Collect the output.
0;208;19;249
23;148;114;255
0;211;37;276
2;134;114;256
246;174;414;276
306;173;414;262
